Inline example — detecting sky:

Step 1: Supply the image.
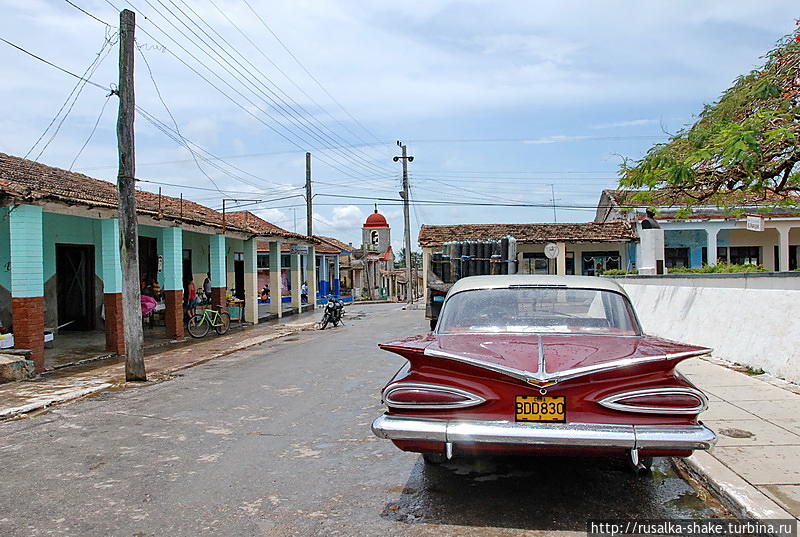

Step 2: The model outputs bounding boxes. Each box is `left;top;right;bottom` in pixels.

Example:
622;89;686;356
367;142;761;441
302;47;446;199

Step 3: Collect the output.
0;1;797;252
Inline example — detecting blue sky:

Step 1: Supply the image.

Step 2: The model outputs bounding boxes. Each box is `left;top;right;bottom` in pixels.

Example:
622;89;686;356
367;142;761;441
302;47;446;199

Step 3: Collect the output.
0;1;797;250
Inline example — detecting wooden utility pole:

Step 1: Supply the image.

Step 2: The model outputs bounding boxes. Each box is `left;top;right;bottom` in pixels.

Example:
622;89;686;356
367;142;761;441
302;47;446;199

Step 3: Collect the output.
305;152;312;237
116;9;146;381
393;142;414;304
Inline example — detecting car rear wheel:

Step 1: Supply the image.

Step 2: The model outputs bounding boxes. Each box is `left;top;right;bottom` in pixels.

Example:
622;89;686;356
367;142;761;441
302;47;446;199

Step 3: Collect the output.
422;453;447;465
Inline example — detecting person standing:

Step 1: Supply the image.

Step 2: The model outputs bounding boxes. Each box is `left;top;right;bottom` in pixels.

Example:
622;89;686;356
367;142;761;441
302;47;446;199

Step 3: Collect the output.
202;273;212;297
301;281;309;304
187;278;198;318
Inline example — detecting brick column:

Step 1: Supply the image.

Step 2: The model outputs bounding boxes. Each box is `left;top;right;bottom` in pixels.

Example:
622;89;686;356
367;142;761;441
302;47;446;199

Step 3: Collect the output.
163;289;184;339
211;287;225;309
100;219;125;354
9;205;45;371
103;293;125;355
160;227;184;339
12;297;45;368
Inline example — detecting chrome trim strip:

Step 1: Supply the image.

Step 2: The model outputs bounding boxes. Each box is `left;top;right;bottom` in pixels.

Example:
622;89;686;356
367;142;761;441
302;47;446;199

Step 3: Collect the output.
371;415;447;442
382;382;486;410
634;424;717;450
424;347;711;386
446;420;636;448
371;415;716;450
424;348;533;383
598;387;709;415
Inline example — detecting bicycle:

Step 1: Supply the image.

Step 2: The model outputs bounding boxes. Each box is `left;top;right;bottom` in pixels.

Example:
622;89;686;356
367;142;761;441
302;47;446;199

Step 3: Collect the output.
187;305;231;338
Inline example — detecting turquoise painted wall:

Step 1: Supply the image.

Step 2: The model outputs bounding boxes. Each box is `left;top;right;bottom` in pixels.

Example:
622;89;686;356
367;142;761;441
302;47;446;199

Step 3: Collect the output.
41;212;102;283
0;207;10;292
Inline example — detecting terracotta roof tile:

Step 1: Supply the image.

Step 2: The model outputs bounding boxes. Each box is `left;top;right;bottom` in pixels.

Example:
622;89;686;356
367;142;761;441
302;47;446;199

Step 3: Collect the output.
0;152;246;232
604;188;800;209
225;211;313;242
314;235;354;252
418;222;637;247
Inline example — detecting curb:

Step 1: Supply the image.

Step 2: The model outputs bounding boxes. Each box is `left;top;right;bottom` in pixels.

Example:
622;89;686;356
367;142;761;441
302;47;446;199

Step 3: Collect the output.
676;451;794;521
0;322;317;421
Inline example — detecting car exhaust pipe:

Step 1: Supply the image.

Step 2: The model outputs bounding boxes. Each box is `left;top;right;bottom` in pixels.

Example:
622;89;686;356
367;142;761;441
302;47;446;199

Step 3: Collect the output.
628;448;652;474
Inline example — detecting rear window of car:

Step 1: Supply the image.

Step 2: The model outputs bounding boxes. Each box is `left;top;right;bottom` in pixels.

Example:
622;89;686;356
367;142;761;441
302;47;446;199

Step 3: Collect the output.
437;287;640;335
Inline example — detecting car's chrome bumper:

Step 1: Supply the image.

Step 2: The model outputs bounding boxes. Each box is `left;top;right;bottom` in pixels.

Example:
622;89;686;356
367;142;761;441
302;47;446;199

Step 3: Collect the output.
371;414;716;451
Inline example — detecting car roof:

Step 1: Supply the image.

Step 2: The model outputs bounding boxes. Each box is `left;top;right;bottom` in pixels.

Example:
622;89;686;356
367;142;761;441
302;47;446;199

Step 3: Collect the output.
448;275;629;296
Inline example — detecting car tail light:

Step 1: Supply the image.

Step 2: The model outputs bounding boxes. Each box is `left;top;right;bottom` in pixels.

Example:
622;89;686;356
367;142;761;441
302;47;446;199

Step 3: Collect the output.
382;383;485;410
599;387;708;415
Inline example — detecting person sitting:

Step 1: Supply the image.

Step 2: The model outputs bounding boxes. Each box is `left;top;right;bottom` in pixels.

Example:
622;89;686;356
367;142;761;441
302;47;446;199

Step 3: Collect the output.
260;285;269;301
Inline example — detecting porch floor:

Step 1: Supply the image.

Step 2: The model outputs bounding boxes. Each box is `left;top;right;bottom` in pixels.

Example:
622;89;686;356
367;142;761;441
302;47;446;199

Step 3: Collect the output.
40;305;318;372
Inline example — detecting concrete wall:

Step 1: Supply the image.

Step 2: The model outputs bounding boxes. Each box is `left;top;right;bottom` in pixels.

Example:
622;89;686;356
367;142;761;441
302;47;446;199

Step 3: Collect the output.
613;273;800;383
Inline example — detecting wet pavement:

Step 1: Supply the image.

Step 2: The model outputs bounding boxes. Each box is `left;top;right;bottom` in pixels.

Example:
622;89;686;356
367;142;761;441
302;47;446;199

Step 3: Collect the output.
0;303;729;536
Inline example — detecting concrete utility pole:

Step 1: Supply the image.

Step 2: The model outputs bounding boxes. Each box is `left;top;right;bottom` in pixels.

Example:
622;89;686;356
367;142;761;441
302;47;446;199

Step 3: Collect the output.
305;152;312;237
393;142;414;304
116;9;145;381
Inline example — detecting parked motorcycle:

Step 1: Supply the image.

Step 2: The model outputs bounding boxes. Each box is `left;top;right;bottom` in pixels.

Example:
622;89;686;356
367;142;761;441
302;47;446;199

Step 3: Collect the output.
320;296;345;329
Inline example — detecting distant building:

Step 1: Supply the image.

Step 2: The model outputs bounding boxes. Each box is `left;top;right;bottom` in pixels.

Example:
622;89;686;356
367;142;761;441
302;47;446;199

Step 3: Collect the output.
354;209;395;300
418;221;638;278
595;189;800;270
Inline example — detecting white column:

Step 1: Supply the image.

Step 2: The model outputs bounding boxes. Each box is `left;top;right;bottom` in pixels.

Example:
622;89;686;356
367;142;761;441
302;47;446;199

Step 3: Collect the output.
778;225;791;272
556;242;566;276
706;226;720;266
243;238;258;325
269;240;282;318
290;251;301;310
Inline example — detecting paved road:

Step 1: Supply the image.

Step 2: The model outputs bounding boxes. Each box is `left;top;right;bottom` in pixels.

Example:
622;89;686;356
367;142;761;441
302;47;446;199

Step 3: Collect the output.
0;304;728;536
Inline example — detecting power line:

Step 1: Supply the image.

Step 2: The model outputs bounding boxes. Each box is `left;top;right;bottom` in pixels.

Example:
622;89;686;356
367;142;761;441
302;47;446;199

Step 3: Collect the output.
240;0;383;145
101;0;376;181
0;36;111;92
63;0;115;26
205;0;388;163
115;0;390;178
69;94;113;170
171;0;393;173
136;43;224;195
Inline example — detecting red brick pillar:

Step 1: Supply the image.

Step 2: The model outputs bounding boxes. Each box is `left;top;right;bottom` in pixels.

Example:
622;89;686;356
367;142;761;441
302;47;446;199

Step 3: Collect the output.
211;287;226;310
12;296;45;371
163;289;184;340
104;293;125;356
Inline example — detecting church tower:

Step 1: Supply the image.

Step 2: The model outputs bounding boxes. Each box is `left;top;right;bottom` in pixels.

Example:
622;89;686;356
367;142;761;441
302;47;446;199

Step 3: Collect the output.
362;208;391;253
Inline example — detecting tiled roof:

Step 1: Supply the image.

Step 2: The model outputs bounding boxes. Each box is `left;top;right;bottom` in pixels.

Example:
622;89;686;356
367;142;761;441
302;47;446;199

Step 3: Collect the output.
604;189;800;209
225;211;313;242
418;222;637;247
0;152;247;232
314;235;354;253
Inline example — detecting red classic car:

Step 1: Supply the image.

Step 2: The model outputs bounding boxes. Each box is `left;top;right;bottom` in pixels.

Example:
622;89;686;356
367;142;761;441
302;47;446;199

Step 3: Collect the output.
372;275;716;471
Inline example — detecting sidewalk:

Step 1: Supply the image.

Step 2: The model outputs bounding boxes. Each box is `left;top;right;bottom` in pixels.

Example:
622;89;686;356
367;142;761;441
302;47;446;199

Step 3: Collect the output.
0;315;317;420
676;357;800;521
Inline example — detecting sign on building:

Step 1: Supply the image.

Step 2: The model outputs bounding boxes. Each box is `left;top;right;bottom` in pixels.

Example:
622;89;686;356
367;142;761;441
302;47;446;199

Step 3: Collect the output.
290;244;309;255
544;243;559;259
746;215;765;232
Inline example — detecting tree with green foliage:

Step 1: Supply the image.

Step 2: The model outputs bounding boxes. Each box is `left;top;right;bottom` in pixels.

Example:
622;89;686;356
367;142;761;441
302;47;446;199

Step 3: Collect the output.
620;24;800;208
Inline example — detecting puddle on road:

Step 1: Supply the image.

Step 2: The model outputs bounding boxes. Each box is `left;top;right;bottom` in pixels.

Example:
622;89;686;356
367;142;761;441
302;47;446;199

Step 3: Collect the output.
381;455;730;531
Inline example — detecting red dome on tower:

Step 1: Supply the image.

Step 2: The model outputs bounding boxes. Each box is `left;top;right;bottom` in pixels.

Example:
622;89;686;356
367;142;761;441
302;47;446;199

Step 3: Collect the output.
364;209;388;228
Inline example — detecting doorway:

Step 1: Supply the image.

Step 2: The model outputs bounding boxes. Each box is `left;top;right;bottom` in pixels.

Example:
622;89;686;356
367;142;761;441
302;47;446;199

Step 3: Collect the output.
56;244;96;331
138;236;158;285
233;252;245;300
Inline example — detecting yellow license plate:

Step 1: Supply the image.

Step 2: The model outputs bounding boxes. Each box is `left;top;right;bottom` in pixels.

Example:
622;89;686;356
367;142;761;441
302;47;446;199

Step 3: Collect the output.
515;395;566;422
